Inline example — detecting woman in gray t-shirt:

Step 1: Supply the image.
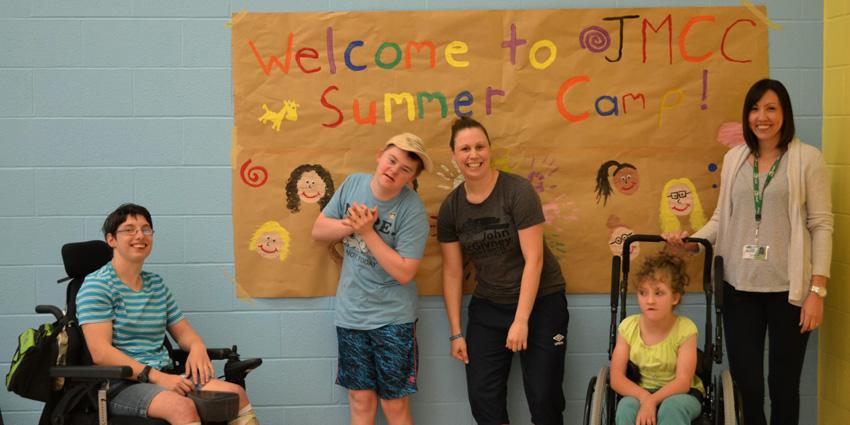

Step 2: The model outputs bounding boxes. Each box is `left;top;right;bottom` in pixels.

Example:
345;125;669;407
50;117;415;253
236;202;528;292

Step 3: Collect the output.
437;117;569;425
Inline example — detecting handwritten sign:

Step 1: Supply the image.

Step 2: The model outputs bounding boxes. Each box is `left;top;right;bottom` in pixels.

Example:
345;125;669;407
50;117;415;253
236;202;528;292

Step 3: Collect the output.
231;6;767;297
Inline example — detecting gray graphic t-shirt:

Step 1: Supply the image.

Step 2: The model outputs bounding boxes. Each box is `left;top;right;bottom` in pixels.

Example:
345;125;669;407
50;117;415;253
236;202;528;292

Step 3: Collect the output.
323;173;428;330
437;172;566;303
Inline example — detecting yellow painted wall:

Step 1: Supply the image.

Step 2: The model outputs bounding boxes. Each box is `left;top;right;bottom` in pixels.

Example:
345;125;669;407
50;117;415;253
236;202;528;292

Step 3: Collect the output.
820;1;850;424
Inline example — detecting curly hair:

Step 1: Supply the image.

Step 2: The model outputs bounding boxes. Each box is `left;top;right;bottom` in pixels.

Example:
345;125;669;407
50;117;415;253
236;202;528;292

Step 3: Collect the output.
632;250;690;301
594;160;636;206
285;164;335;213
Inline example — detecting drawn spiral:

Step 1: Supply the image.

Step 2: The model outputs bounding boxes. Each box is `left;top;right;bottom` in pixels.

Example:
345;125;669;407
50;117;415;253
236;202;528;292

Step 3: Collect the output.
240;159;269;188
579;26;611;53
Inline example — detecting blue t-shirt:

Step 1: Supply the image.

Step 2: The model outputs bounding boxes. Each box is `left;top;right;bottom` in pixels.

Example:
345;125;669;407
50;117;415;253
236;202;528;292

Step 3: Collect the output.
323;173;428;330
76;262;184;369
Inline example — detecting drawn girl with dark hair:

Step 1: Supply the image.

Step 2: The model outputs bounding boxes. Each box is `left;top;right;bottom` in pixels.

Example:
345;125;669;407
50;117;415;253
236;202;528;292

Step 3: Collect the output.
285;164;335;213
594;160;640;205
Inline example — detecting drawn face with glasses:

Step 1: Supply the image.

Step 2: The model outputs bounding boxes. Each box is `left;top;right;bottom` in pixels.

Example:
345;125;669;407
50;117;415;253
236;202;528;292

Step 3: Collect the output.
666;184;693;216
608;226;640;258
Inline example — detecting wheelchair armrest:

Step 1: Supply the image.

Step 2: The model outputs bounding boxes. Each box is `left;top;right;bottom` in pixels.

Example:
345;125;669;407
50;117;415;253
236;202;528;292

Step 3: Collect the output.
207;347;233;360
224;358;262;376
170;347;233;360
50;365;133;379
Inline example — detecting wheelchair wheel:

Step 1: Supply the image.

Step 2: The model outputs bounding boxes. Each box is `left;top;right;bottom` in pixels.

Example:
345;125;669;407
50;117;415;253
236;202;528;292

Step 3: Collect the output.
718;369;739;425
587;367;614;425
583;375;597;425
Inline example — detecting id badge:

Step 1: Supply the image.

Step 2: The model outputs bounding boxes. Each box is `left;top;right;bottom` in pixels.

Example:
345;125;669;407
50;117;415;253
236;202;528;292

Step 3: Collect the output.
742;244;769;260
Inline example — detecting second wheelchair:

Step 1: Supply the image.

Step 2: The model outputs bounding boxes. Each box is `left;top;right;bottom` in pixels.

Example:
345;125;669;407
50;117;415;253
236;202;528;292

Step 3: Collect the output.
583;235;743;425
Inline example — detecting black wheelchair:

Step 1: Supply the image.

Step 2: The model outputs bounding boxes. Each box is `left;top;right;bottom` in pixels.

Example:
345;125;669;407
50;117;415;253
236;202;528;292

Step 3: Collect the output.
583;235;744;425
32;240;262;425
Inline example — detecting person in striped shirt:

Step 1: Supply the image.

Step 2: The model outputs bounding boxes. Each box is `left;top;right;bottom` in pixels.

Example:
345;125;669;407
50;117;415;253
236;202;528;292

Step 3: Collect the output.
77;203;258;425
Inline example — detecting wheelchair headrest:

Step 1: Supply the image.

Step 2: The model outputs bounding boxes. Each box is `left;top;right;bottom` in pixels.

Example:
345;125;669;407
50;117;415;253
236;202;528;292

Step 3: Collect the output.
61;240;113;279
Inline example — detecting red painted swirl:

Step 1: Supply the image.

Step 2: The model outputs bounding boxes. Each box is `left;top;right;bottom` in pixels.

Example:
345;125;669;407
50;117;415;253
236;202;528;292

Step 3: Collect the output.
240;159;268;188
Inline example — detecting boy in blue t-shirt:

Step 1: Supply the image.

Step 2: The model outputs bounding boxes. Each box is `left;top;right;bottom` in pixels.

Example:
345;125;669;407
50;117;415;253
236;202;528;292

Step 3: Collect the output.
77;203;258;425
312;133;432;425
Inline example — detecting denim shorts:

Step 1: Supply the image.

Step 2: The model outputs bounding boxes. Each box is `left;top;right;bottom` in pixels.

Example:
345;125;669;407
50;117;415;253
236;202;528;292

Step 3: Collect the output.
336;322;418;399
106;379;168;417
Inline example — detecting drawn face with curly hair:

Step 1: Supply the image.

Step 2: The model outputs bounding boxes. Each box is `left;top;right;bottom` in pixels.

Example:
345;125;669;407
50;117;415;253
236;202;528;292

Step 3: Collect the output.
613;166;639;195
667;183;693;216
296;170;327;204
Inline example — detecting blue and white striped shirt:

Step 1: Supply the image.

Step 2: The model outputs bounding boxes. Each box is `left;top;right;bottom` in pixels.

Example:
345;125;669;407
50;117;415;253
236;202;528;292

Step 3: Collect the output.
77;262;184;369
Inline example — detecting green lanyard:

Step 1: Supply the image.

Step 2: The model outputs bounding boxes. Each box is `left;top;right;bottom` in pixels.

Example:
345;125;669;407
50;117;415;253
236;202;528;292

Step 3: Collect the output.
752;152;782;242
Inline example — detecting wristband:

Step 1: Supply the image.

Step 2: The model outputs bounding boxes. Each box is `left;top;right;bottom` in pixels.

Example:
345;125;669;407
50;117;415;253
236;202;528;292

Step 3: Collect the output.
449;333;463;341
137;365;152;383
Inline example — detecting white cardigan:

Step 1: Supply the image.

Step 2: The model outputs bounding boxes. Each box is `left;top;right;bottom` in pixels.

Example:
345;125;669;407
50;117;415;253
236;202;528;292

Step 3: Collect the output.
693;138;833;306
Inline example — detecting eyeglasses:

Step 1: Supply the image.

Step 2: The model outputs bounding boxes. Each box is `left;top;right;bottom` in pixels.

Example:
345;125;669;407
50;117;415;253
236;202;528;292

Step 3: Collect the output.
666;190;691;200
116;227;154;237
609;232;633;245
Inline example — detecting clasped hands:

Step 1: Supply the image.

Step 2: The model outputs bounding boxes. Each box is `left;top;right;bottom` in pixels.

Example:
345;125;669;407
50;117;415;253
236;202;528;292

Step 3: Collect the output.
343;202;379;235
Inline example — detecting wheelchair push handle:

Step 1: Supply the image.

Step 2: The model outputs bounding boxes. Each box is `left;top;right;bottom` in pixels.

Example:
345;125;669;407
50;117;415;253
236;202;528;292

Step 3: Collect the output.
35;304;64;321
621;234;712;272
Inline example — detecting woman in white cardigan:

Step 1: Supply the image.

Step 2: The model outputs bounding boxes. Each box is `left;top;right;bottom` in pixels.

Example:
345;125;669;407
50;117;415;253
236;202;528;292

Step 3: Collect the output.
664;79;832;425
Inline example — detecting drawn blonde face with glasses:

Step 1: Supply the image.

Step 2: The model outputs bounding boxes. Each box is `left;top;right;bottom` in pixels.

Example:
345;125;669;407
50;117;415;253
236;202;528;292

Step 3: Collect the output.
659;177;707;234
666;184;693;216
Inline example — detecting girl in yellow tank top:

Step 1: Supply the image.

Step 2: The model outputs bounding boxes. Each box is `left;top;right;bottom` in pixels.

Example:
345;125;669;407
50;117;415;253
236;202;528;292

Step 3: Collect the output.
609;252;703;425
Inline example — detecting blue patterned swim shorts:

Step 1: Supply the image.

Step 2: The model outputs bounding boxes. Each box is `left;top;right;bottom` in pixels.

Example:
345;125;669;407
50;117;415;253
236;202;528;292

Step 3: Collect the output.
336;322;418;399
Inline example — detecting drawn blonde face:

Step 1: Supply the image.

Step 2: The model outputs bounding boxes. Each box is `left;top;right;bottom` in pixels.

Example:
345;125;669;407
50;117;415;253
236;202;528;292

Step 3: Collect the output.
297;170;326;204
667;184;693;216
255;231;285;259
613;167;640;195
609;226;639;258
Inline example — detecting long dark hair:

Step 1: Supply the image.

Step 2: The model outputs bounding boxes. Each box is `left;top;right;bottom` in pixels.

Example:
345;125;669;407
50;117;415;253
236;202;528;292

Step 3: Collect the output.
594;160;636;206
742;78;795;153
449;116;490;150
285;164;334;212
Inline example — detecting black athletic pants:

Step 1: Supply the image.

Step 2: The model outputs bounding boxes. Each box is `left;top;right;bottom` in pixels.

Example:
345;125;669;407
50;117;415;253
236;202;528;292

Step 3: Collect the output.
465;292;569;425
722;282;810;425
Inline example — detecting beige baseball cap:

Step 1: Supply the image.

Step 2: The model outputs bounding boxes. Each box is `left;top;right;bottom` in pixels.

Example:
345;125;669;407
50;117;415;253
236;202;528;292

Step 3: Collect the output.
385;133;433;173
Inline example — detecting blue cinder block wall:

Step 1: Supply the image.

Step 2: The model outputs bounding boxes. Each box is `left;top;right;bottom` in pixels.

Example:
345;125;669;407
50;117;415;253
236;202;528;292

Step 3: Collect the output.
0;1;823;424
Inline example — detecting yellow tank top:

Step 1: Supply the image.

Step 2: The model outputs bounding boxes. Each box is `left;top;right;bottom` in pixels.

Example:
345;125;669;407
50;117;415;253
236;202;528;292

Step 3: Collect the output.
619;314;705;395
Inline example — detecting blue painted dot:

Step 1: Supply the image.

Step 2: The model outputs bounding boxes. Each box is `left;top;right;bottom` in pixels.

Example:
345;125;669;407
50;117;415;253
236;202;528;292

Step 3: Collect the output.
708;163;718;172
